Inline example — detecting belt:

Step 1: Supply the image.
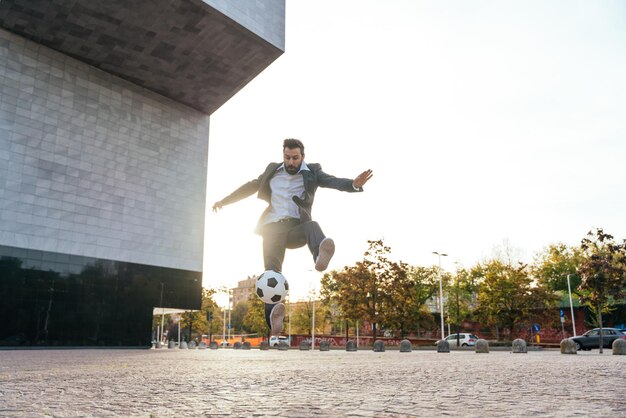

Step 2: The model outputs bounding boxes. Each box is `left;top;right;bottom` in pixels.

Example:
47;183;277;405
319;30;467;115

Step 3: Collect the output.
274;217;298;223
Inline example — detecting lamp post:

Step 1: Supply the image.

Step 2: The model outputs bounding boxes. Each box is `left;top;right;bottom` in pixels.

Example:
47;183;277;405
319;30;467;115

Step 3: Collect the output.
159;282;165;344
433;251;448;340
228;289;232;341
567;274;577;336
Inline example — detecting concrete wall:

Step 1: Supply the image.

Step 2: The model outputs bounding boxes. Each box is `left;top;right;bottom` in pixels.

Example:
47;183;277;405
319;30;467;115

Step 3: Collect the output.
0;28;208;272
201;0;285;50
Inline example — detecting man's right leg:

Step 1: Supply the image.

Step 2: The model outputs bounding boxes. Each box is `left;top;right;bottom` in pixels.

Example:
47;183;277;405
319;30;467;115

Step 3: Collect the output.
261;221;293;334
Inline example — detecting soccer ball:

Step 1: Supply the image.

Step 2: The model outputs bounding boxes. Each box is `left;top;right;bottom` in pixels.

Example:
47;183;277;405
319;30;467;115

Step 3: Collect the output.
255;270;289;304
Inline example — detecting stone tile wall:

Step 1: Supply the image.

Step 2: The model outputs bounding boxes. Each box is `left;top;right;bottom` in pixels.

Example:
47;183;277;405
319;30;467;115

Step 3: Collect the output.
0;28;208;272
202;0;285;50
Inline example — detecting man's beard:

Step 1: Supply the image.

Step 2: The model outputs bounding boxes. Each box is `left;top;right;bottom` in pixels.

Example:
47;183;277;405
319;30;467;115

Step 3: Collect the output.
285;164;301;175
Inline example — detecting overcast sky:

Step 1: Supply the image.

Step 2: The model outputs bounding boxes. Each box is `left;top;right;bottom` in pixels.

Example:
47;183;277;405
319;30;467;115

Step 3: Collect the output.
203;0;626;304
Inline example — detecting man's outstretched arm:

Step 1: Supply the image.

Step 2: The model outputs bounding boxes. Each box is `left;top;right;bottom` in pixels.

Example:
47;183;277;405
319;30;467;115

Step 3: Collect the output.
352;169;373;190
212;178;261;213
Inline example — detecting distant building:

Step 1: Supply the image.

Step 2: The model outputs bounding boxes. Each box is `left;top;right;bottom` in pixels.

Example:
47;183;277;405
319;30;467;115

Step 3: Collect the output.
0;0;285;346
232;276;257;307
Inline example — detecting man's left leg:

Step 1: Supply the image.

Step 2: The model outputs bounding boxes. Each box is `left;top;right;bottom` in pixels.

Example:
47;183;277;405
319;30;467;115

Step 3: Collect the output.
286;221;335;272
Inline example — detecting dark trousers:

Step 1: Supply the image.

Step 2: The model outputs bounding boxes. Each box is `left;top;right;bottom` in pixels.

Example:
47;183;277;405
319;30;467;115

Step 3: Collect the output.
260;219;325;329
260;219;326;273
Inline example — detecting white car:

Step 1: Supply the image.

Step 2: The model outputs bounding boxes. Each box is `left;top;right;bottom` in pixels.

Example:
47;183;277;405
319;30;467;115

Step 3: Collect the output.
436;333;479;347
269;336;290;347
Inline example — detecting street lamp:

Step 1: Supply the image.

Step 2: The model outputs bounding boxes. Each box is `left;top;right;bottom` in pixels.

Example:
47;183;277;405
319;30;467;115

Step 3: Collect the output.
567;274;577;337
433;251;448;340
159;282;165;344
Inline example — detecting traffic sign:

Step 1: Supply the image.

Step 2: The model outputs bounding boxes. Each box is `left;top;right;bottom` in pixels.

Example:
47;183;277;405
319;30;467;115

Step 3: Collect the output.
533;323;540;332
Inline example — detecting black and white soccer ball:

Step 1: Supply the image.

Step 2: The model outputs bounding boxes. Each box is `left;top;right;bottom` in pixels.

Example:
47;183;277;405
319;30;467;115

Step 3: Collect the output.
255;270;289;304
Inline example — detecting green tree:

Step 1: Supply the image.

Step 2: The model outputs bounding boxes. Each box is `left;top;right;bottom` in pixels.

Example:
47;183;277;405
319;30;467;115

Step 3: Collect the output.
446;267;478;342
387;264;439;338
242;293;268;337
231;301;249;335
578;228;626;353
291;289;327;335
320;239;398;340
531;243;584;295
200;288;222;341
475;260;557;340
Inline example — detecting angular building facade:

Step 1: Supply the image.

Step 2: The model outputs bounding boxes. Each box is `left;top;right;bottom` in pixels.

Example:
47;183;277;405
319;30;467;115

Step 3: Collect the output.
0;0;284;346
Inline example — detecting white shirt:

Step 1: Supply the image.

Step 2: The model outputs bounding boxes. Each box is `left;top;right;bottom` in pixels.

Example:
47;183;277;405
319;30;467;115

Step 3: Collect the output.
263;162;310;224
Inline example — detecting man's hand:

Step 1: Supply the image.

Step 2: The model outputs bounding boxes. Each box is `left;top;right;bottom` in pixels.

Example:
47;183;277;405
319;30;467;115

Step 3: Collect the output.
353;169;373;189
212;201;223;213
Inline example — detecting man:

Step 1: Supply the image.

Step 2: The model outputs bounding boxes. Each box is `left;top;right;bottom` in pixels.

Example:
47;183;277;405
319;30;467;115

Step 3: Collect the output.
212;138;373;334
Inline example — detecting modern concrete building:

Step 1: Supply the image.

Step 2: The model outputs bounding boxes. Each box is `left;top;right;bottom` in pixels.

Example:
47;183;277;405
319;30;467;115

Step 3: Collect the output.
0;0;284;346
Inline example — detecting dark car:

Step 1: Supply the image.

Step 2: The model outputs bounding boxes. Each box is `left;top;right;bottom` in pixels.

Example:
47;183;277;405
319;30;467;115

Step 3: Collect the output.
570;328;626;351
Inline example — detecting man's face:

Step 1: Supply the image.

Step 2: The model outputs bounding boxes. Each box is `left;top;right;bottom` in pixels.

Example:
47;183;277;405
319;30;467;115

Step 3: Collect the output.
283;147;303;175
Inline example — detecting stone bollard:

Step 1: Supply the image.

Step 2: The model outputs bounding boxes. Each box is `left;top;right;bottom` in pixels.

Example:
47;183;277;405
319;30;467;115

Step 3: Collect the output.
346;340;357;352
560;338;577;355
400;340;412;353
475;339;490;353
156;341;162;349
373;340;385;352
188;341;197;349
242;341;251;350
277;341;289;351
299;340;310;351
319;340;330;351
612;338;626;355
168;340;175;349
512;338;527;353
233;342;242;350
198;342;207;350
180;341;188;349
209;341;218;350
259;341;270;350
436;339;450;353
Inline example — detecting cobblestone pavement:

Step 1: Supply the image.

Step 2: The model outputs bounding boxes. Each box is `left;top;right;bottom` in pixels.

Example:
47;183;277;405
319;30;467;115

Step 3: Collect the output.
0;347;624;417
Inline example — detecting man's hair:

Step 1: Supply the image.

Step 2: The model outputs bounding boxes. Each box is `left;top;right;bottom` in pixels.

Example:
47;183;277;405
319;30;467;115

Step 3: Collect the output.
283;138;304;154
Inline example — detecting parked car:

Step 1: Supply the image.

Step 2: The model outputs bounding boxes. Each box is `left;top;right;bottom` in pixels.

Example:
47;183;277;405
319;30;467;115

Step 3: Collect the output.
269;336;290;347
569;328;626;351
435;333;479;347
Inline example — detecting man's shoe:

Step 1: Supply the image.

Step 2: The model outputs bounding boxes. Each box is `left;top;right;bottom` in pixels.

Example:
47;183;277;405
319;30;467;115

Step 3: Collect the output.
270;303;285;335
315;237;335;272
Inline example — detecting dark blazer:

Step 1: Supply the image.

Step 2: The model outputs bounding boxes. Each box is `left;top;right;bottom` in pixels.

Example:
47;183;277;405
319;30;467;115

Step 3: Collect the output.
218;162;362;233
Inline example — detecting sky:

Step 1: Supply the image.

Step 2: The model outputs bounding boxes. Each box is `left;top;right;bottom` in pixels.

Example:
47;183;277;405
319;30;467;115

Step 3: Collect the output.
203;0;626;304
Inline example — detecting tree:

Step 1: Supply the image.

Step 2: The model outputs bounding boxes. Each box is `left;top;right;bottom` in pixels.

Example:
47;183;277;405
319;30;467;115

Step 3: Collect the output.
200;288;222;341
474;260;557;340
242;293;268;337
578;228;626;353
386;264;439;338
446;267;478;344
531;243;584;295
231;301;249;335
291;289;327;335
320;239;398;340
